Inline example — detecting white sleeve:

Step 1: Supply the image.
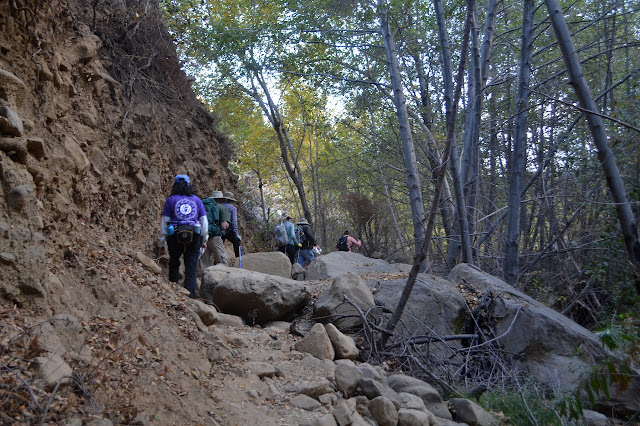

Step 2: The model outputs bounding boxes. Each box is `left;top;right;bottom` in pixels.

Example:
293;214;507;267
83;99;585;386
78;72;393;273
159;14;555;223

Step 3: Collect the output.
159;215;170;244
199;215;208;243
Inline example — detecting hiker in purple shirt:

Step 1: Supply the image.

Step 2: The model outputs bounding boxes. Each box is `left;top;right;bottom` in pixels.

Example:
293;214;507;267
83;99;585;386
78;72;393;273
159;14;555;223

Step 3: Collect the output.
160;175;207;298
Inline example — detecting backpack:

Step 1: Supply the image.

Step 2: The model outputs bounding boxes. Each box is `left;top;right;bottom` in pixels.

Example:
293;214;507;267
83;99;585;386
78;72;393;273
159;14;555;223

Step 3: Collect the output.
336;235;349;251
274;222;288;247
296;225;307;245
202;197;221;237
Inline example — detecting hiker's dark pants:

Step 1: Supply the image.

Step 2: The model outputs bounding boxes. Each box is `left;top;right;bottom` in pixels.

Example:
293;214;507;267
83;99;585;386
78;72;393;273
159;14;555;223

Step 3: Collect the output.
222;230;240;258
167;233;201;298
279;243;297;265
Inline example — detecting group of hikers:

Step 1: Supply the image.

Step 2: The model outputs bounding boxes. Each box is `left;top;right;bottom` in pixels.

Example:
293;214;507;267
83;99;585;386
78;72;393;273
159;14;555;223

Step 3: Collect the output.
159;174;363;298
159;175;241;298
275;214;362;267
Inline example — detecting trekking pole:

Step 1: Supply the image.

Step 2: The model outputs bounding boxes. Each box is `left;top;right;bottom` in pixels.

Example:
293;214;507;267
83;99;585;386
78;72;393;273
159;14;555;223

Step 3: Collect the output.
238;245;242;268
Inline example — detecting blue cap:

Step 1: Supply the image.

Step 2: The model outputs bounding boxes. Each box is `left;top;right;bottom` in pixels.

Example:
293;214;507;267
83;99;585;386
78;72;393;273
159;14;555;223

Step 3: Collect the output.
174;174;190;184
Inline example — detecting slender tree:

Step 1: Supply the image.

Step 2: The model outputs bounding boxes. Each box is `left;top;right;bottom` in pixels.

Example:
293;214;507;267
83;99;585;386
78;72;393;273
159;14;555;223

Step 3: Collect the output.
544;0;640;290
377;0;426;254
504;0;535;284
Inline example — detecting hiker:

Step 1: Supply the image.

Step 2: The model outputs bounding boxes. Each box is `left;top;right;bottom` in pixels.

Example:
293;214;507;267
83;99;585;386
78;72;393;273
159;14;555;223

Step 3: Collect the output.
219;191;241;259
296;218;317;267
336;230;362;252
199;190;230;271
160;174;208;298
275;213;298;264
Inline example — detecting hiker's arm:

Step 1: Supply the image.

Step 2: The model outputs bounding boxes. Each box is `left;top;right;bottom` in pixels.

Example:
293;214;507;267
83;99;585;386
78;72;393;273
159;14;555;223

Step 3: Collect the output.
349;236;362;247
159;215;170;243
199;215;208;244
229;206;238;232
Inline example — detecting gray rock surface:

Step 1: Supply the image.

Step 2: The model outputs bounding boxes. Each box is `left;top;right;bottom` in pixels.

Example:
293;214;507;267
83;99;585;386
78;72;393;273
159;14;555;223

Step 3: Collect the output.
325;323;359;360
313;272;375;330
294;323;335;360
233;251;293;279
448;398;498;426
448;264;607;389
305;251;397;280
201;265;310;323
387;374;451;419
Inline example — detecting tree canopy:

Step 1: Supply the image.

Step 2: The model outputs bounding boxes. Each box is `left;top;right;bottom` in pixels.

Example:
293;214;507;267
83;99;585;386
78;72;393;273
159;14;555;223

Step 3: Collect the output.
160;0;640;322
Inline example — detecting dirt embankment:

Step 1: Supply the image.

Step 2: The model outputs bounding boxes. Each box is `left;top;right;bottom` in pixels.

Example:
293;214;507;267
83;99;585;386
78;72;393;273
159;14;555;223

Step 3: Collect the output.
0;0;237;306
0;2;270;423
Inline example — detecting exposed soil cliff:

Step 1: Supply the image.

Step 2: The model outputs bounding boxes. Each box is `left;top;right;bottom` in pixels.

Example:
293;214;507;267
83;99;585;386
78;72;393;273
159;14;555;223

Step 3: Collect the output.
0;2;278;423
0;0;238;306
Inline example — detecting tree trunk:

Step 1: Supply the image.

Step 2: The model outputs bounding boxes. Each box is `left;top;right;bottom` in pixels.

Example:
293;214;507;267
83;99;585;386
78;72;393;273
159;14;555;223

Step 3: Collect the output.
504;0;534;285
544;0;640;289
378;0;426;254
440;0;473;265
378;0;470;348
247;70;314;228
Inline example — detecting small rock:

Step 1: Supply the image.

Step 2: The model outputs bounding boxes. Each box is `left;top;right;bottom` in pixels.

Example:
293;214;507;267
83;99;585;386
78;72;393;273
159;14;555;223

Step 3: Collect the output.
397;408;433;426
189;299;218;326
86;419;114;426
448;398;498;426
582;409;610;426
30;354;72;391
290;394;322;411
335;363;362;396
325;323;359;360
294;323;335;360
136;251;162;274
297;379;335;399
215;313;245;327
0;105;23;136
369;396;398;426
7;184;33;212
0;252;16;264
301;413;338;426
132;412;152;425
27;137;46;159
318;392;337;406
244;361;277;378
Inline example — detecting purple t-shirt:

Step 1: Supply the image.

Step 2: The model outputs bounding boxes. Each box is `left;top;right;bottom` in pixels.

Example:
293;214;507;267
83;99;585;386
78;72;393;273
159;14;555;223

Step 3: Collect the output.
162;194;206;226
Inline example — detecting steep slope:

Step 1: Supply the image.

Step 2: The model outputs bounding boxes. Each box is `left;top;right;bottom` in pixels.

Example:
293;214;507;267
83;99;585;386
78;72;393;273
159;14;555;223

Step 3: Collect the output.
0;1;255;423
0;0;236;305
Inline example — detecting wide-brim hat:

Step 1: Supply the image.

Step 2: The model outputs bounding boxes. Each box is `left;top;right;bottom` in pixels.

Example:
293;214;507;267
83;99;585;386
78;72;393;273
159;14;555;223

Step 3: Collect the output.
211;190;224;198
297;218;310;226
223;191;237;202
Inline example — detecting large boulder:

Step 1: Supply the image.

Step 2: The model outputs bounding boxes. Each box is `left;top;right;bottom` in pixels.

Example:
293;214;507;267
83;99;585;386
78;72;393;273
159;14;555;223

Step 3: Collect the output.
233;251;292;279
305;251;397;280
447;264;607;389
201;265;310;324
313;273;375;330
373;273;467;347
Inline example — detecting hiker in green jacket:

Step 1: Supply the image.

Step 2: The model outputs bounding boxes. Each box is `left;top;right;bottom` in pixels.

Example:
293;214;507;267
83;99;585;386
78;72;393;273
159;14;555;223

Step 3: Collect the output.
199;190;230;272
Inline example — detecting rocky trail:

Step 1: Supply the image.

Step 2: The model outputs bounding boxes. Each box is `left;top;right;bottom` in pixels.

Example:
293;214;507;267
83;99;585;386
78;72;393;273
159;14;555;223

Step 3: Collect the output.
0;243;478;426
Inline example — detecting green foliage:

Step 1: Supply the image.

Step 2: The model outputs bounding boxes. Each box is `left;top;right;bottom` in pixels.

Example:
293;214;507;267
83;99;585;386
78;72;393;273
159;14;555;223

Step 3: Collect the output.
556;315;639;421
160;0;640;268
480;385;565;425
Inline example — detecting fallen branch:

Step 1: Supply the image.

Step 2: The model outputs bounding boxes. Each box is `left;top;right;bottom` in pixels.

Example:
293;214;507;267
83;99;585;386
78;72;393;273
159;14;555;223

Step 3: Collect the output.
1;361;42;412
